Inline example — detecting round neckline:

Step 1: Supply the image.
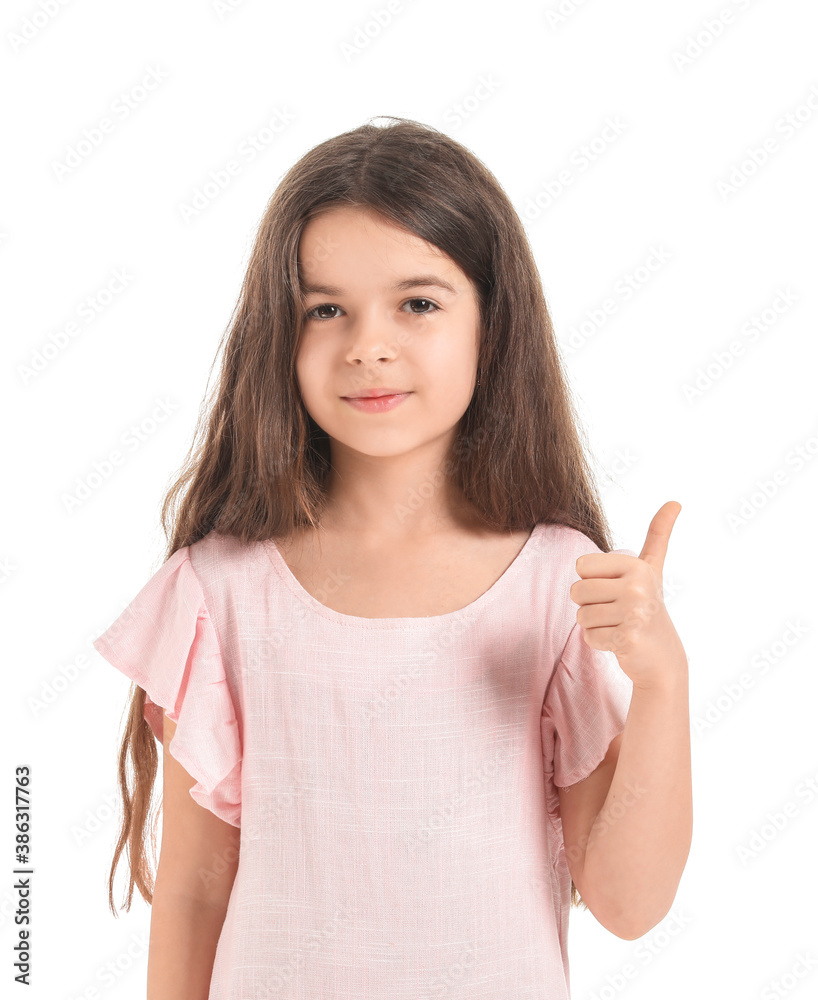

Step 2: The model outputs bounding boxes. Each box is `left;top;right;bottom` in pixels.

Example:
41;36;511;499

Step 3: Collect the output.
261;522;545;629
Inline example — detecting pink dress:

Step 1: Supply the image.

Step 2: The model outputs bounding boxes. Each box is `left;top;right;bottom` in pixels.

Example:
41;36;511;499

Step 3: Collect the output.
93;521;635;999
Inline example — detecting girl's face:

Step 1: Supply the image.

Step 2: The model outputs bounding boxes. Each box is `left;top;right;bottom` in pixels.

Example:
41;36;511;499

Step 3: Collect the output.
295;205;481;463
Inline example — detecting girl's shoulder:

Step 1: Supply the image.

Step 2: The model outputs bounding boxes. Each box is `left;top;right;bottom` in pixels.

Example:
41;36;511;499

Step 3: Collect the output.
532;521;603;563
533;521;638;579
187;528;270;578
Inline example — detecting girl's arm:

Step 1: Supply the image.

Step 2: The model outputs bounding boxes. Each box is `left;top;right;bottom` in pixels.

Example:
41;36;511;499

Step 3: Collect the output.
559;669;692;939
147;713;241;1000
562;504;692;938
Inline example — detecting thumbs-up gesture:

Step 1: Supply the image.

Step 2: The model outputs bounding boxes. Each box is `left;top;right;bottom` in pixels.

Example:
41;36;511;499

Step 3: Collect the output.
569;501;688;690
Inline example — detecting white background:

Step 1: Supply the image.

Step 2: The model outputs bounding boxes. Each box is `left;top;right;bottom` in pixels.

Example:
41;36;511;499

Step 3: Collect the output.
3;0;817;997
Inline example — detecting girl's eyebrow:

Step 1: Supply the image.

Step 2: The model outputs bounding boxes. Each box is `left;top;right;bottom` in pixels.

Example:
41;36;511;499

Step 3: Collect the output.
300;274;459;296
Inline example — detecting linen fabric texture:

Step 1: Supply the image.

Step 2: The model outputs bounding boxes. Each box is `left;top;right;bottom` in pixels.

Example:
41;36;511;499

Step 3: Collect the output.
93;522;635;999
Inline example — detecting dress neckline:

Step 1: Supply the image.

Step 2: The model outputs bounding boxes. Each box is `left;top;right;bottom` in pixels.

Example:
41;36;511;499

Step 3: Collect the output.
261;522;545;629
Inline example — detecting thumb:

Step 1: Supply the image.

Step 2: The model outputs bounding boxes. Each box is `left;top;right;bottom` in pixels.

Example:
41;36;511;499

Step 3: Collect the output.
637;501;681;574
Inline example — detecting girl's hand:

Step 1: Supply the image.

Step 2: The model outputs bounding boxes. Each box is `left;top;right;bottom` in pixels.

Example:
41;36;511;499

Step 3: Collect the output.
569;501;687;690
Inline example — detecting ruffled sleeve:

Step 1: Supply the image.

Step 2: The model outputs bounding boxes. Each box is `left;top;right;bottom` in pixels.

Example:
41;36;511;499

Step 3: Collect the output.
93;546;242;827
541;546;636;789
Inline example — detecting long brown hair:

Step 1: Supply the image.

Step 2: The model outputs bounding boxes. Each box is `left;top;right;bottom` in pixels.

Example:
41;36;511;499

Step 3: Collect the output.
108;115;619;916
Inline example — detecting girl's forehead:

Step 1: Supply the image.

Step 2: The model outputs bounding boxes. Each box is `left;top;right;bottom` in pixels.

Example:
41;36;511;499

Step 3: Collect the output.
298;211;464;289
300;206;432;253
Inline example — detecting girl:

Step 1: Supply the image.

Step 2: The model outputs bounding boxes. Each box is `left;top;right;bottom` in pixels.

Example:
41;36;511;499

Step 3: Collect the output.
93;116;691;999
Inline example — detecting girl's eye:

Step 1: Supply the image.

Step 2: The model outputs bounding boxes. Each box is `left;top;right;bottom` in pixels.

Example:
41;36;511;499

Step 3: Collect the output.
304;298;441;321
403;298;441;316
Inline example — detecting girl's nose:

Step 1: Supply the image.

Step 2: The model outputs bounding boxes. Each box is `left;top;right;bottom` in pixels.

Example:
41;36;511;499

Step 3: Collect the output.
344;310;402;366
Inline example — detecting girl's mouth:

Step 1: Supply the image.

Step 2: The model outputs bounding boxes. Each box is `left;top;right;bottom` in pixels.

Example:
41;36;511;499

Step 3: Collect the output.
341;392;412;413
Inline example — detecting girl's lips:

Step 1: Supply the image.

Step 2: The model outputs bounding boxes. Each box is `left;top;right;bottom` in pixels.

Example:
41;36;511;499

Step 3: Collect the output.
342;392;412;413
